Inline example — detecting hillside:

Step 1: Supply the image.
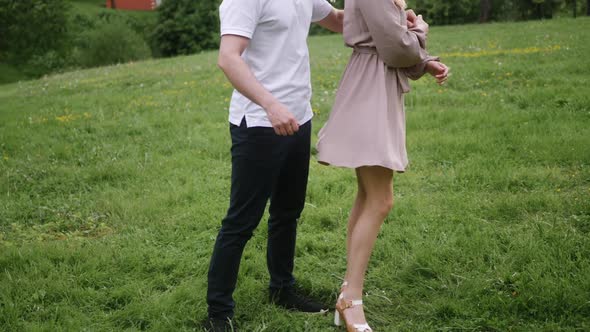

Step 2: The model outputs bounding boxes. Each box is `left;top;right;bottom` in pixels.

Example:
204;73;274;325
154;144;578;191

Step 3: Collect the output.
1;18;589;331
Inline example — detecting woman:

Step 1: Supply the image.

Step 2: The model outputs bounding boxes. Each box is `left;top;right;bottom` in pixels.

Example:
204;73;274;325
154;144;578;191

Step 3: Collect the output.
316;0;449;331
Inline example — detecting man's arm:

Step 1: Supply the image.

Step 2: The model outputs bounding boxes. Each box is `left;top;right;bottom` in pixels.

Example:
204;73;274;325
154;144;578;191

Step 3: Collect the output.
218;34;299;136
316;9;344;33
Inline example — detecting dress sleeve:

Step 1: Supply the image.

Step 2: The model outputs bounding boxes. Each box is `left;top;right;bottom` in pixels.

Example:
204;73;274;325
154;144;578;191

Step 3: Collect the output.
400;24;440;80
358;0;426;68
400;55;439;80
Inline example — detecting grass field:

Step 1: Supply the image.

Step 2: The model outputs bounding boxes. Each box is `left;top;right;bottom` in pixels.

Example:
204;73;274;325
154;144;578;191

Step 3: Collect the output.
1;17;590;331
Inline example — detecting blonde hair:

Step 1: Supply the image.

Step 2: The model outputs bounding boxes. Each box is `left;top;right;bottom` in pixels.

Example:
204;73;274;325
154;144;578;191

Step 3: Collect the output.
394;0;407;9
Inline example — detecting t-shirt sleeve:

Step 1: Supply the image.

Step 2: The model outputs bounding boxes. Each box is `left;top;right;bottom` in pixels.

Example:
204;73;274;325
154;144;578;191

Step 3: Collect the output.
219;0;261;39
311;0;334;22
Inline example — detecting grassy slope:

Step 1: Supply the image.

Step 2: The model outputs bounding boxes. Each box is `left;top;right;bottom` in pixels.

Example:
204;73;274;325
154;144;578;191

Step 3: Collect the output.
1;18;589;331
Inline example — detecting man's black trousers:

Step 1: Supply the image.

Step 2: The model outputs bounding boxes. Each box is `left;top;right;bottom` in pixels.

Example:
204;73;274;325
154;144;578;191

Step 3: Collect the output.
207;118;311;319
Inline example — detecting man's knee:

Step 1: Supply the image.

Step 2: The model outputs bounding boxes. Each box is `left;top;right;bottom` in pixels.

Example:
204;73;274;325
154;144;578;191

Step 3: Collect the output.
268;208;302;226
219;216;261;242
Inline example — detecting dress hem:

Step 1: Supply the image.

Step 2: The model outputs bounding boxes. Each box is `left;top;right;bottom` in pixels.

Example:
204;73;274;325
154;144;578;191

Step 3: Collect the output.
316;159;406;173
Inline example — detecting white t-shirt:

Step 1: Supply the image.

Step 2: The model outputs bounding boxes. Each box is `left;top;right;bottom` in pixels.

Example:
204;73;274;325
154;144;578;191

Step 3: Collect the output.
219;0;333;128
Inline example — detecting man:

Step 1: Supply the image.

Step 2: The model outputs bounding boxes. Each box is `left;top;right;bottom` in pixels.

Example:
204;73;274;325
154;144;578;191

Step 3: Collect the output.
206;0;343;330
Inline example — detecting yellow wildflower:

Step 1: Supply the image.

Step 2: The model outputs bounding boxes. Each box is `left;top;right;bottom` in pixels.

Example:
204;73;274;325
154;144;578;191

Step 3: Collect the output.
441;45;562;59
55;114;77;123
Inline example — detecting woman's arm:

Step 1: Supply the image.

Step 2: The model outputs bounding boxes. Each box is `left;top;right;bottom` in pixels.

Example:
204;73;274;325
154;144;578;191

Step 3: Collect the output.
358;0;428;68
399;9;445;81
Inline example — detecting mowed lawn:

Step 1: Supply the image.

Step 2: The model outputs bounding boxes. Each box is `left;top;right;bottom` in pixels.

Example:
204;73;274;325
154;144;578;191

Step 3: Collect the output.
1;18;589;331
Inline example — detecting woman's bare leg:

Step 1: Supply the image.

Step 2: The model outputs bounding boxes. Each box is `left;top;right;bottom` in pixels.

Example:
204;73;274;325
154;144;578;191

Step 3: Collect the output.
341;166;394;325
344;169;367;283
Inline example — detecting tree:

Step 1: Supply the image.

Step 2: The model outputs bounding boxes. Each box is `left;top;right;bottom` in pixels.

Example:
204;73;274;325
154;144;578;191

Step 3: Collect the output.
0;0;70;64
480;0;492;22
570;0;577;17
407;0;479;25
587;0;589;15
151;0;220;57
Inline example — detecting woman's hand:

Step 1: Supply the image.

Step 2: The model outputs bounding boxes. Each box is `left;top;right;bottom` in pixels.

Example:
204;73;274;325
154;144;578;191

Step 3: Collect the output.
406;10;428;33
426;61;450;85
406;10;417;29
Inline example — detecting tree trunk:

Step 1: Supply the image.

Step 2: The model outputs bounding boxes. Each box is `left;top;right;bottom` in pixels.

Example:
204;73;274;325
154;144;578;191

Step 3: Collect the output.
479;0;492;23
111;0;116;9
587;0;590;15
573;0;577;17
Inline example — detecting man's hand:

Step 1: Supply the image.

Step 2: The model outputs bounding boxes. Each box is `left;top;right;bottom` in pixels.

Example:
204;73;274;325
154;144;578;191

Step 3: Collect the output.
426;61;450;85
265;102;299;136
219;35;299;136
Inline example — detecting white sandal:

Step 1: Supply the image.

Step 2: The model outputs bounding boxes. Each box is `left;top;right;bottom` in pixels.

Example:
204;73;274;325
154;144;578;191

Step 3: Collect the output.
334;282;373;332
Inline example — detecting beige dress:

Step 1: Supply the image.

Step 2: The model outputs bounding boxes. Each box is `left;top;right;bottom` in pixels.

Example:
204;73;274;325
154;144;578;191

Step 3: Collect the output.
316;0;438;172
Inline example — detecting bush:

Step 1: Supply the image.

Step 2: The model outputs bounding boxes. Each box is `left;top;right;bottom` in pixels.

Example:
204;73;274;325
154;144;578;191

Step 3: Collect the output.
308;0;577;31
410;0;480;24
0;0;70;64
75;20;151;68
70;10;158;58
510;0;564;19
24;50;71;77
407;0;569;23
151;0;220;57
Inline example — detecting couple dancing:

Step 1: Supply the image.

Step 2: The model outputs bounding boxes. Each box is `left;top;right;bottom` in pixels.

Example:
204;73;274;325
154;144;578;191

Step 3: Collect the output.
207;0;449;331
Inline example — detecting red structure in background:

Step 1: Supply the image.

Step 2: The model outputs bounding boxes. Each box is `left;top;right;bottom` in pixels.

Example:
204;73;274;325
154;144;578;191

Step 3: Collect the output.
106;0;158;11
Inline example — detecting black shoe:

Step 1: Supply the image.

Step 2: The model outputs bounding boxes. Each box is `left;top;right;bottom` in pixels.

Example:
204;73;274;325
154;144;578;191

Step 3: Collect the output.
269;286;328;313
206;318;237;332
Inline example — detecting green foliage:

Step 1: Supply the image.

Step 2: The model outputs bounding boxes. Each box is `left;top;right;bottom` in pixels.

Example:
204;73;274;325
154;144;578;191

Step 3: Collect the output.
410;0;480;24
74;20;151;68
310;0;585;29
0;0;70;64
151;0;221;57
1;17;590;331
68;8;156;68
511;0;564;19
24;50;71;78
0;62;25;84
0;0;158;82
69;9;157;51
405;0;575;23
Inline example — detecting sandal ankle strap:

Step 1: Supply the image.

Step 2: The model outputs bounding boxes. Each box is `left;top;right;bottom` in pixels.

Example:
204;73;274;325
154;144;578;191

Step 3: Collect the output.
338;296;364;309
353;323;372;332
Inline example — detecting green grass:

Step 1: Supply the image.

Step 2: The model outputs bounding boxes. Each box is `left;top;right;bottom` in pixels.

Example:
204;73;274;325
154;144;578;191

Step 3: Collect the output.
1;17;590;331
